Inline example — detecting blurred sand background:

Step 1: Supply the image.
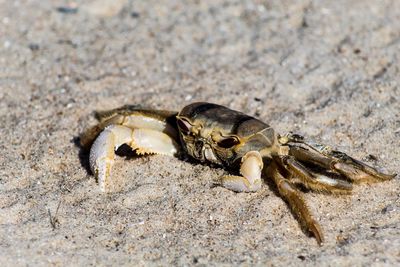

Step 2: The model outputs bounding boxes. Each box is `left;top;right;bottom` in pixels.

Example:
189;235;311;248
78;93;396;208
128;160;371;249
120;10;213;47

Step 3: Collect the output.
0;0;399;266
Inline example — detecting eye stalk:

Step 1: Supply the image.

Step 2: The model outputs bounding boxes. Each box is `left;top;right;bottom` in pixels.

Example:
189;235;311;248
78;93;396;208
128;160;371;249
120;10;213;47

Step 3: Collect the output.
176;117;192;134
217;136;240;148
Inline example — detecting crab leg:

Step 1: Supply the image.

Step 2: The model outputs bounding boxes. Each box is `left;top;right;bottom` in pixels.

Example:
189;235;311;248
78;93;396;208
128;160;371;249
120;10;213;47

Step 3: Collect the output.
220;151;263;192
289;146;396;184
278;156;353;194
90;125;179;192
268;160;324;245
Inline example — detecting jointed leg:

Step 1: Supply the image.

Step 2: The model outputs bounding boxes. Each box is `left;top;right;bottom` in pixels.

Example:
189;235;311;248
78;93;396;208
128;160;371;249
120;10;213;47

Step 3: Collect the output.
90;125;179;192
268;132;394;244
277;156;353;194
220;151;263;192
268;160;324;245
288;146;395;184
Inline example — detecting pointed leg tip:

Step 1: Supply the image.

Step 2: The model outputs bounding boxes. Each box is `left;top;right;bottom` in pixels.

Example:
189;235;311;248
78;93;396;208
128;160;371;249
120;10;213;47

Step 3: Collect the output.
315;231;325;246
334;162;395;183
309;221;324;246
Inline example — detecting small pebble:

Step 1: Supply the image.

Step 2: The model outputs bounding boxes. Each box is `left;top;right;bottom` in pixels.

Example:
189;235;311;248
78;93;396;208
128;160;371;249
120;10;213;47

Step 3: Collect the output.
2;17;10;24
56;6;78;14
3;40;11;48
297;255;306;261
131;12;140;18
28;43;40;51
381;204;395;214
82;0;128;17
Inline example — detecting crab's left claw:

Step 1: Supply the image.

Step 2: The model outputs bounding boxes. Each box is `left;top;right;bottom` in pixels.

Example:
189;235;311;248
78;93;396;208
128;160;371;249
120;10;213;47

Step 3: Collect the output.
90;125;179;192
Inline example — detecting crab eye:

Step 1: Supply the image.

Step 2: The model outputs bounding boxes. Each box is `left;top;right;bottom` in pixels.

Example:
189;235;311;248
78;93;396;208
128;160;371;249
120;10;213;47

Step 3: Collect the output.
217;137;240;148
177;118;192;134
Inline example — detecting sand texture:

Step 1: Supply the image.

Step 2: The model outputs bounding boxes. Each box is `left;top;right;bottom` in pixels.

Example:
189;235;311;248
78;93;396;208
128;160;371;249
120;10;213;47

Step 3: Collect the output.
1;0;399;266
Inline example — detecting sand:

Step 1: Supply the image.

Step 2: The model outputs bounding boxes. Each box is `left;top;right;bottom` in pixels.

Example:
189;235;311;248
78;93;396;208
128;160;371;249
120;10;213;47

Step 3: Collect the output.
1;0;399;266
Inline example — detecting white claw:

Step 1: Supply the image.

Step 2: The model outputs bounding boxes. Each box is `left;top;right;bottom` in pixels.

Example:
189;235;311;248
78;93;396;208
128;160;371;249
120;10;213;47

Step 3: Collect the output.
89;125;179;192
220;151;264;192
89;125;133;192
131;128;178;156
240;151;263;186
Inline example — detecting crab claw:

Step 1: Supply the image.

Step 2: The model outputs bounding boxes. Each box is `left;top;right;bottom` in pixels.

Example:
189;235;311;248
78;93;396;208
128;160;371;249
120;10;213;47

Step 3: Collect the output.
90;125;179;192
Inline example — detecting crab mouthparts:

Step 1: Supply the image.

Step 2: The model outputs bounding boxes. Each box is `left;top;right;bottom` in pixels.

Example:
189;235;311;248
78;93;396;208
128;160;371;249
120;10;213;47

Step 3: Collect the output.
203;145;219;164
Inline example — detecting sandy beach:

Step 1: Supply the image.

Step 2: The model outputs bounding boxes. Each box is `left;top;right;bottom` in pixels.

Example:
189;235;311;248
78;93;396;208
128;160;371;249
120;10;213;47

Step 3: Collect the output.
1;0;399;265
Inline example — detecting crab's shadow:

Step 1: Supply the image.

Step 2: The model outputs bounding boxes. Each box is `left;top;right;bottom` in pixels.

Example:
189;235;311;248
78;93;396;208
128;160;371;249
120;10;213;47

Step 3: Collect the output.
73;136;92;175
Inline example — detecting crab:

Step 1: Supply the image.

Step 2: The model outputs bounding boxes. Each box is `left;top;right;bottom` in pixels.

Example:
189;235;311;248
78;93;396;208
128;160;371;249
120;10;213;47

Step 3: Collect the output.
80;102;395;244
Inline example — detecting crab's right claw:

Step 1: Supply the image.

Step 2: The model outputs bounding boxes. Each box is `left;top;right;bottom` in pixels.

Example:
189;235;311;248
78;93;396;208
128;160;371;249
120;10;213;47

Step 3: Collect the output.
219;151;263;192
90;125;179;192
